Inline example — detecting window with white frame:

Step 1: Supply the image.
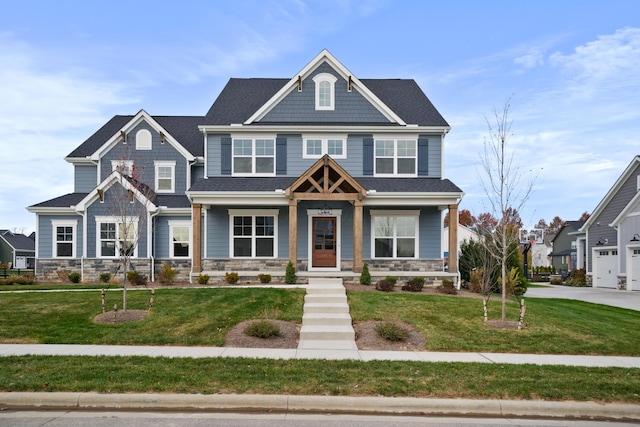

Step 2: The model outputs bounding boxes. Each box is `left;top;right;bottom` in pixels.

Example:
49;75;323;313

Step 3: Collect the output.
233;138;275;175
96;217;138;258
303;136;346;159
374;139;417;176
312;73;338;110
52;220;76;258
371;211;419;258
136;129;152;150
111;160;134;177
229;210;278;258
155;161;175;193
169;221;190;258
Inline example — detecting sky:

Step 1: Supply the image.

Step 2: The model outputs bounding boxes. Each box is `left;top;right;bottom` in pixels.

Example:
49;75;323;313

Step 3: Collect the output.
1;0;639;234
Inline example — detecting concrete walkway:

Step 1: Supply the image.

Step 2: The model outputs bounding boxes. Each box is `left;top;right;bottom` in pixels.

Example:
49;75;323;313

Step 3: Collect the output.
526;284;640;312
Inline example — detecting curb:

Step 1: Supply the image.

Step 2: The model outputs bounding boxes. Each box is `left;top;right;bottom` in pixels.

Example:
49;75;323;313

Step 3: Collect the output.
0;393;638;420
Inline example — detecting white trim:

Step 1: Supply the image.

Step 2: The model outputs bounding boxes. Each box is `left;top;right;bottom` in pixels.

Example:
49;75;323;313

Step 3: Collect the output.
168;220;191;258
200;124;449;134
94;216;139;259
373;137;418;177
111;160;134;177
75;170;159;213
51;219;77;258
307;209;342;272
302;135;347;159
370;210;420;259
154;160;176;193
228;209;279;259
135;129;152;150
313;73;337;111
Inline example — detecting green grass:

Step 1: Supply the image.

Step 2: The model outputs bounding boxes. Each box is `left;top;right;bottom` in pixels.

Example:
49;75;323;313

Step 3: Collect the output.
0;356;638;402
0;283;122;292
347;291;640;355
0;288;304;346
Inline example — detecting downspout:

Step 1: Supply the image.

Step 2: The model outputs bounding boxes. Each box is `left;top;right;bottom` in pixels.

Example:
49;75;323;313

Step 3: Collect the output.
81;211;87;282
149;209;160;283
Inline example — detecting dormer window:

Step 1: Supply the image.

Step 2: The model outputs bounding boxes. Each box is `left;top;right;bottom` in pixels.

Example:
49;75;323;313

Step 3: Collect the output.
136;129;152;150
313;73;337;111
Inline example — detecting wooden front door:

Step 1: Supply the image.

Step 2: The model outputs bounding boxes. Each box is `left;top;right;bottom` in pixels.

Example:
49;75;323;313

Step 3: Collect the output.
312;217;337;268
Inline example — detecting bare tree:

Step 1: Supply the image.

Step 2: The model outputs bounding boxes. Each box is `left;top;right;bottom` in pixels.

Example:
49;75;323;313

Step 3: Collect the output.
478;97;536;322
106;148;156;311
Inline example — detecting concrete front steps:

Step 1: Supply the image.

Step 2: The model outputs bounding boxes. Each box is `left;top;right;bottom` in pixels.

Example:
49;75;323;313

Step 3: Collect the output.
298;278;357;350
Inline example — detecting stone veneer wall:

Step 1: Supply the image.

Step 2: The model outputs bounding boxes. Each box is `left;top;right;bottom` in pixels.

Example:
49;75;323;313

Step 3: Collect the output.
35;258;152;283
617;275;627;290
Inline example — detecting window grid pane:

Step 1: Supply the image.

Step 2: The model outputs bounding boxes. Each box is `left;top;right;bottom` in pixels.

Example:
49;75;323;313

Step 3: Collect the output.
327;139;343;155
307;140;322;156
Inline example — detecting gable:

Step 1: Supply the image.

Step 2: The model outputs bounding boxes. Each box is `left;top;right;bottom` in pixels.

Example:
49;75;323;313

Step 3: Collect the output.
259;62;391;125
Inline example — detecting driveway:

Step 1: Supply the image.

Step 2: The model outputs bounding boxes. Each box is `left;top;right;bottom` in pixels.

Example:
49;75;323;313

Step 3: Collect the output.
526;284;640;312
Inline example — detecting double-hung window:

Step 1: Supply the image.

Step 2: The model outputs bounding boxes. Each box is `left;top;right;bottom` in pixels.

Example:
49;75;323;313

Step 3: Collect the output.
371;211;419;258
233;138;275;175
374;139;417;176
155;161;175;193
303;136;346;159
229;209;278;258
96;217;138;258
52;220;76;258
169;221;190;258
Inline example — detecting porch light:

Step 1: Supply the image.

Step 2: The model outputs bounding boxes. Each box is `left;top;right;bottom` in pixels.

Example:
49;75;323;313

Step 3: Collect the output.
630;233;640;242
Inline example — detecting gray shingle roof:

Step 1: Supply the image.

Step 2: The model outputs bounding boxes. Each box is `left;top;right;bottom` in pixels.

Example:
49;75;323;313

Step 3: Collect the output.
189;177;462;193
202;78;448;127
0;230;35;251
29;193;88;208
154;195;191;208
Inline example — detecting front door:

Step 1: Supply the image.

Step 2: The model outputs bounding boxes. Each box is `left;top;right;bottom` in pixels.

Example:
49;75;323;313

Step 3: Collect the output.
312;217;336;268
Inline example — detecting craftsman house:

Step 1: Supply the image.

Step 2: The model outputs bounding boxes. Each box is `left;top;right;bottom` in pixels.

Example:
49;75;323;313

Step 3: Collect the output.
28;50;464;283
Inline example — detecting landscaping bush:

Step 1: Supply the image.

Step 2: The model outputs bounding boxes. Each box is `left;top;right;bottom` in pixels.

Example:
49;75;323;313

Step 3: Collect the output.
158;264;178;286
401;276;425;292
99;272;112;284
385;276;398;285
258;273;272;284
68;272;81;283
566;268;588;287
1;274;36;286
375;279;395;292
375;322;409;342
244;320;281;339
285;261;296;284
127;271;147;287
550;277;563;285
437;279;458;295
359;262;371;286
197;274;210;285
225;272;239;284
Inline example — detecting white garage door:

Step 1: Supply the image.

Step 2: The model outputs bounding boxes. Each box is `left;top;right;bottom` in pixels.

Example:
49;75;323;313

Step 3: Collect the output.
594;249;618;288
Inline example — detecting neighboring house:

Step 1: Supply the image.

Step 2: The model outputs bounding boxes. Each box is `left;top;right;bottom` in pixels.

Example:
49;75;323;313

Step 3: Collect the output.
28;50;464;283
578;156;640;290
549;221;584;273
0;230;35;269
531;232;554;268
442;224;478;267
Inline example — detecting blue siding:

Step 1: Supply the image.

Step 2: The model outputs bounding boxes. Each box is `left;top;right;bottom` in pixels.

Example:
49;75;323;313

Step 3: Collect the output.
260;63;390;124
425;134;442;178
74;165;97;192
154;216;191;258
38;214;83;258
85;185;149;258
99;121;189;194
190;164;205;187
206;134;225;177
419;206;442;258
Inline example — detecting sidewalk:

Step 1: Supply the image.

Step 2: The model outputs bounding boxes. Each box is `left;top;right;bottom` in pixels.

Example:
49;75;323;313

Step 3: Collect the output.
2;343;640;367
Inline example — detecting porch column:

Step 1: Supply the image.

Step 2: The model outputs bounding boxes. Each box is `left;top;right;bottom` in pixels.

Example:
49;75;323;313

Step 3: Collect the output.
192;203;202;273
353;200;363;272
289;199;298;267
448;204;459;274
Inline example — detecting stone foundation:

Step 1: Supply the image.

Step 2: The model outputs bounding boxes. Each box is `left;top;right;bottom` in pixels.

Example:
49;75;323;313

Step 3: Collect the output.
617;275;627;290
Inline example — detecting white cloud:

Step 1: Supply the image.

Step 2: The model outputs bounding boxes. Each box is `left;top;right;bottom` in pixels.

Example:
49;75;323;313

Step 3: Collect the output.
514;51;544;69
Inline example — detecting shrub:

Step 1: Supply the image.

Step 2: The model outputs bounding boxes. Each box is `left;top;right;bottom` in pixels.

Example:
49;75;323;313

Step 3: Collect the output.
99;272;112;283
127;271;147;287
385;276;398;285
375;322;409;342
550;277;563;285
244;320;281;339
157;263;178;286
197;274;210;285
437;280;458;295
359;263;371;286
566;268;588;287
402;276;425;292
68;272;81;283
258;273;272;284
225;272;239;284
375;279;395;292
285;261;296;284
2;274;35;286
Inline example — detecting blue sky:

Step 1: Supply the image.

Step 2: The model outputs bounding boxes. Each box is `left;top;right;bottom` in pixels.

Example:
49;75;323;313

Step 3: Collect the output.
1;0;639;233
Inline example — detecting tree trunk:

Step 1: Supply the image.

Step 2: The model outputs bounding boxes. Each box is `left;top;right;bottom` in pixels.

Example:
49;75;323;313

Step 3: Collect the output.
517;299;526;330
122;259;128;312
